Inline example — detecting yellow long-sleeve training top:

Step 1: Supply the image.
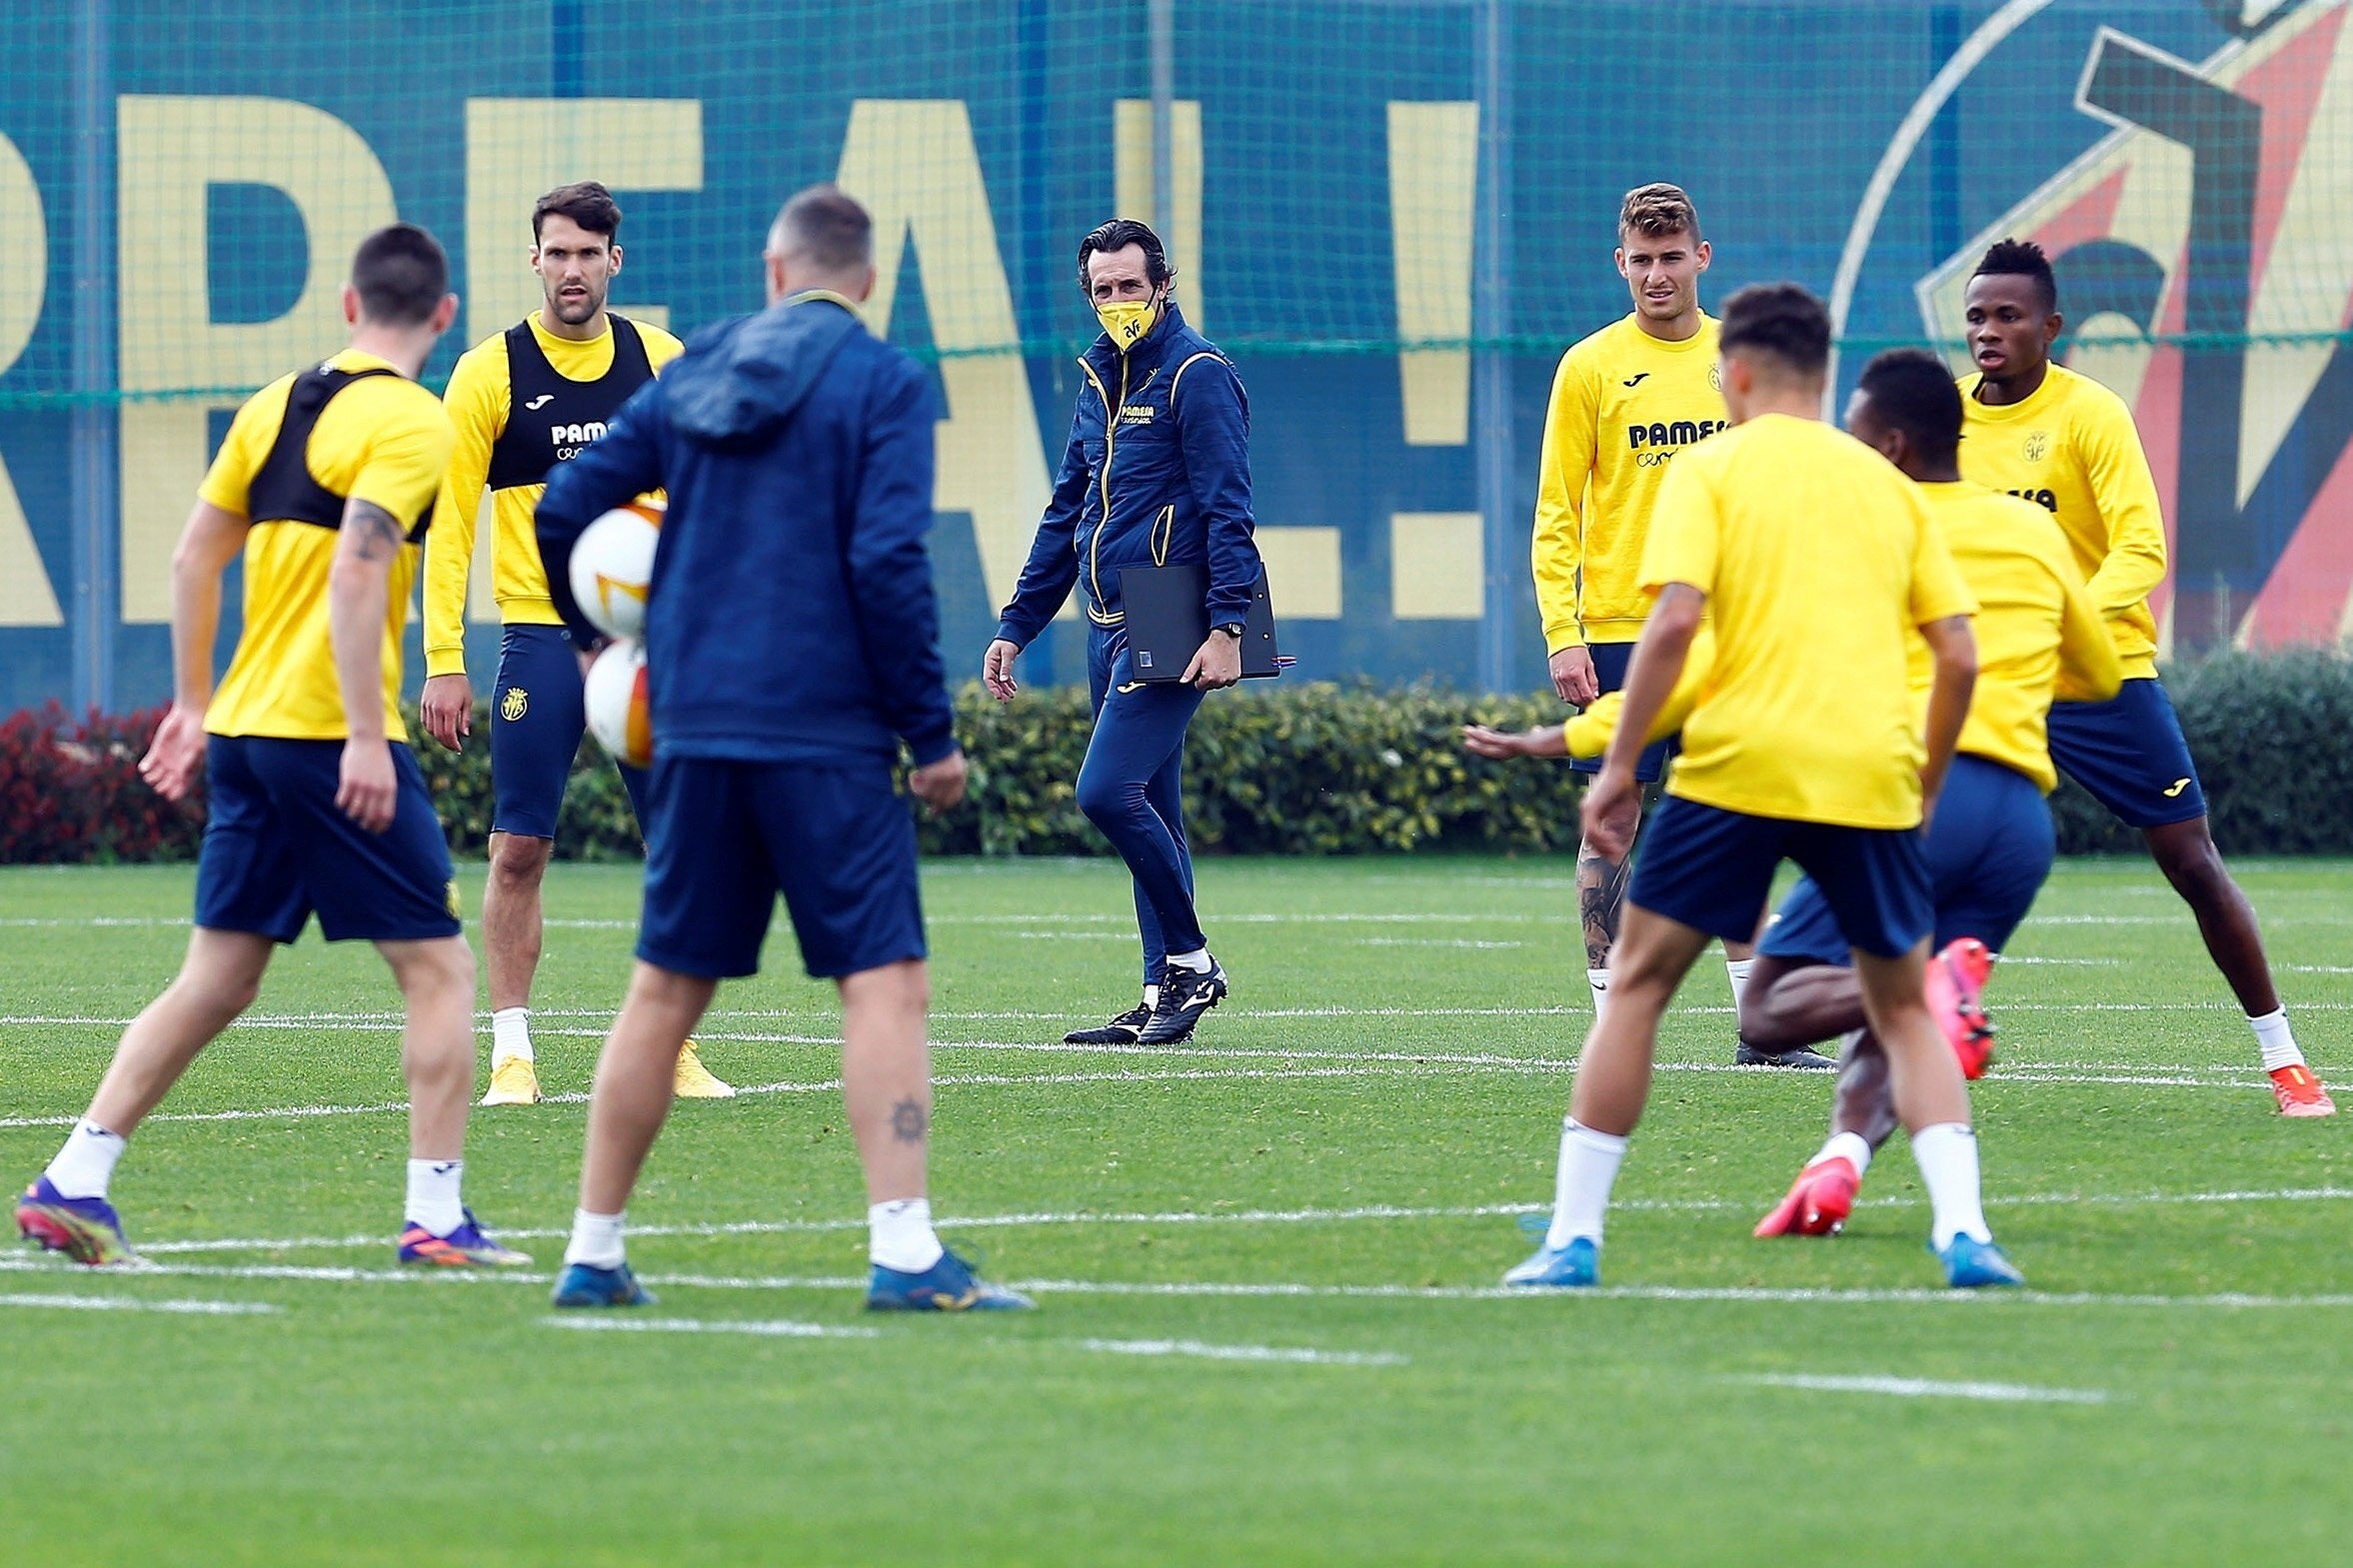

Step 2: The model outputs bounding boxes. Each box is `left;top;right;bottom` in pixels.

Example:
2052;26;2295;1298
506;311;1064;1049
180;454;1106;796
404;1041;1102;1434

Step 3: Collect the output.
1958;363;2167;681
1531;312;1726;653
422;312;683;677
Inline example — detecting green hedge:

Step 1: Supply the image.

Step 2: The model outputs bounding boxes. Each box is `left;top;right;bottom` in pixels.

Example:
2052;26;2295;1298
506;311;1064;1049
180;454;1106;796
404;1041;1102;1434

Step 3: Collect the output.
13;653;2353;861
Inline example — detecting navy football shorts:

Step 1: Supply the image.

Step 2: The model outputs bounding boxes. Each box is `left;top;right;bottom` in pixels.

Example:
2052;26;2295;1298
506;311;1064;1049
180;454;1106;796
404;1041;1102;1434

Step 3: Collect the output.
1760;755;2054;966
635;754;928;980
1567;641;1678;784
194;736;461;943
1628;793;1934;959
2047;677;2206;829
489;623;648;838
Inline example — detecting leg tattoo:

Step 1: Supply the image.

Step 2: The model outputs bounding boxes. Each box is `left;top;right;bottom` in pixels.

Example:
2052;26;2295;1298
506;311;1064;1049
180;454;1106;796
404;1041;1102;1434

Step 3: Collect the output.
1577;845;1634;971
890;1098;930;1144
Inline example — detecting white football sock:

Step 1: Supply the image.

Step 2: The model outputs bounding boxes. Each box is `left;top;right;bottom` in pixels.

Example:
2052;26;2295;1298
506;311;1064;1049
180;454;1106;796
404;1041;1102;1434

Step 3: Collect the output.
869;1197;946;1272
1724;956;1755;1012
491;1006;533;1065
1544;1118;1629;1250
1814;1129;1873;1177
405;1158;466;1236
1586;968;1610;1018
2248;1008;2304;1072
44;1119;127;1200
1164;948;1212;974
1142;984;1161;1010
564;1208;628;1269
1909;1122;1991;1248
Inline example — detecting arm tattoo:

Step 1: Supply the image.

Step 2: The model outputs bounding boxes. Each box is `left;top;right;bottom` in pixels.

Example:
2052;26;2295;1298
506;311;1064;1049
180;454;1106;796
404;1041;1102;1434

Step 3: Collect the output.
890;1097;930;1144
345;500;406;563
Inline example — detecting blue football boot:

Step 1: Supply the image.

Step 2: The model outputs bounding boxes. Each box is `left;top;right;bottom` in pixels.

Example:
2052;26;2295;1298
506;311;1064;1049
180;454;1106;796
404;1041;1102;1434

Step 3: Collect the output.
1502;1234;1600;1288
550;1260;658;1308
1935;1232;2025;1289
16;1176;137;1267
866;1247;1033;1312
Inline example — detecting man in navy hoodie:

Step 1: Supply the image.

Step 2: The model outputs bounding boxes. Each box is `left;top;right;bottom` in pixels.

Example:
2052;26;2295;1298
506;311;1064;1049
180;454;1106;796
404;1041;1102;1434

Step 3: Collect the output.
985;219;1263;1048
534;184;1028;1313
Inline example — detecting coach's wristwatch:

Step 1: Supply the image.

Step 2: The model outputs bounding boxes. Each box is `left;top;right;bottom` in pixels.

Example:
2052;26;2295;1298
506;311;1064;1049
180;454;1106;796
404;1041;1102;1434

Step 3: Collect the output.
1213;622;1246;640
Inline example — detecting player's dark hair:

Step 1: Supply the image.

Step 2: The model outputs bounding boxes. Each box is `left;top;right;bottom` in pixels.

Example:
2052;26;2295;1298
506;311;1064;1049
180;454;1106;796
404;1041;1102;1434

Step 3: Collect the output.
1972;237;2058;314
1857;348;1964;466
533;181;622;244
1077;218;1174;292
769;183;873;274
1717;282;1830;378
1619;182;1700;243
350;223;449;327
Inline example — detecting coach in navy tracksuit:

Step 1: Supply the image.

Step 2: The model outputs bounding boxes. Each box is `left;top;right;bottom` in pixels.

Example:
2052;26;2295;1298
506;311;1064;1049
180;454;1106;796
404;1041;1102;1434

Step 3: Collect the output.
984;219;1263;1049
533;184;1027;1314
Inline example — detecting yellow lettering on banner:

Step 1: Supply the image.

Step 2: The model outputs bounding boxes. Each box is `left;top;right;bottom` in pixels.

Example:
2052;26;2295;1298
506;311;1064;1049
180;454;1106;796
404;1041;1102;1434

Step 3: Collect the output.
0;132;61;627
462;99;703;345
1389;513;1482;620
837;100;1055;619
116;96;398;622
1386;102;1477;447
1255;527;1342;620
1114;100;1204;332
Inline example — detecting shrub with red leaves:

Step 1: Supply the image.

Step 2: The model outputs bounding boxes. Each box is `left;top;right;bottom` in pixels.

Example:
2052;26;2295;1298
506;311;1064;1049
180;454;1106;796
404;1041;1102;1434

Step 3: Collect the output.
0;705;206;863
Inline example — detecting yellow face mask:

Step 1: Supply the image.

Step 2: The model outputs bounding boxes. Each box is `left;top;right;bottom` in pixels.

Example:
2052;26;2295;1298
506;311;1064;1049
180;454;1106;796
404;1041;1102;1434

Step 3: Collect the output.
1096;293;1162;352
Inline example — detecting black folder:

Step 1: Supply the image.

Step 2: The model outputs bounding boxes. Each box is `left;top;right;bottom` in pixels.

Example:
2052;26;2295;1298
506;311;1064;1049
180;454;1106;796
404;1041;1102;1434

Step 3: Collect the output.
1118;562;1281;683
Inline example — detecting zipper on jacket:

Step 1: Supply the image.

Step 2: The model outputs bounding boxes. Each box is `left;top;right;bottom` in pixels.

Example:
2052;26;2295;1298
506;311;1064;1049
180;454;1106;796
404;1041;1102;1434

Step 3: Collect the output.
1082;355;1129;625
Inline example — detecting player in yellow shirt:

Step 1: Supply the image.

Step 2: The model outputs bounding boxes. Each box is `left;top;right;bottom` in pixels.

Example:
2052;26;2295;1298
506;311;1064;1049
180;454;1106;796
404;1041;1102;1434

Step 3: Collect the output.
14;226;527;1269
1503;285;2022;1291
1528;185;1805;1064
1960;239;2331;1117
1729;350;2123;1235
417;182;730;1106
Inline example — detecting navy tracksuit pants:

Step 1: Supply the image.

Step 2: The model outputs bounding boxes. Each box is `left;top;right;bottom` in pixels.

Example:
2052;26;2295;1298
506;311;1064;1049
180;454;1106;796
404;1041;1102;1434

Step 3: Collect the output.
1079;627;1207;983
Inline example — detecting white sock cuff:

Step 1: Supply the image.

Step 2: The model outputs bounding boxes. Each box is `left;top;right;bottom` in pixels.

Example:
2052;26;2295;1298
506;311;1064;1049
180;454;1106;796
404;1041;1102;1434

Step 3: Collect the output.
1564;1118;1629;1156
490;1006;534;1063
1819;1130;1873;1177
564;1208;628;1269
1164;948;1212;973
2248;1007;2304;1071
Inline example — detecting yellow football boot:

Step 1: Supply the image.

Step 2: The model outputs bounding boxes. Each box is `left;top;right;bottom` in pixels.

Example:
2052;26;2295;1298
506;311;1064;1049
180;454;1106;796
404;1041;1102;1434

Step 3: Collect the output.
480;1055;543;1106
673;1038;736;1098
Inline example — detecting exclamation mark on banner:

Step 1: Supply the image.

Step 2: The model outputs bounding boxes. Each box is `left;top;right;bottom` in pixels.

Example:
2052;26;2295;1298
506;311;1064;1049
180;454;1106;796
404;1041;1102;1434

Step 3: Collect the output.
1387;101;1483;620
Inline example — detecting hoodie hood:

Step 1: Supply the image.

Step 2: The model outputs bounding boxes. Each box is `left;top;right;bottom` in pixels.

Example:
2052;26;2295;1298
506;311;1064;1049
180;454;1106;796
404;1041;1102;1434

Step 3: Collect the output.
666;294;865;447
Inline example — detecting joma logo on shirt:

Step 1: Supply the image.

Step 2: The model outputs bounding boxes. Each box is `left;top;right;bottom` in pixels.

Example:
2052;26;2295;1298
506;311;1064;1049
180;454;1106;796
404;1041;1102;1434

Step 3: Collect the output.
1625;419;1726;450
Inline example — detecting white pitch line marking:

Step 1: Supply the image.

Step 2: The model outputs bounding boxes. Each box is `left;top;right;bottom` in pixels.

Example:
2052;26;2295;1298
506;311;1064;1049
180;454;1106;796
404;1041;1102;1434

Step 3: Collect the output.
118;1185;2353;1259
0;1049;2286;1131
1741;1373;2110;1405
1075;1337;1405;1367
0;1290;279;1316
541;1315;877;1340
7;1255;2350;1310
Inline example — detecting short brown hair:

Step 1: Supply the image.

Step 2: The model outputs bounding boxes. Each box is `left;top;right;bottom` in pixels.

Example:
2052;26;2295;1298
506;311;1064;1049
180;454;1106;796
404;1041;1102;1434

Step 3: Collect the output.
351;223;449;327
1718;282;1829;377
533;181;622;243
768;183;874;274
1619;182;1700;242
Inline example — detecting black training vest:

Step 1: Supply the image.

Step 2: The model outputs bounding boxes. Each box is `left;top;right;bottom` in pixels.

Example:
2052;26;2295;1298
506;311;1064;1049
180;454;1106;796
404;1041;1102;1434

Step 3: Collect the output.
244;363;431;541
485;314;656;492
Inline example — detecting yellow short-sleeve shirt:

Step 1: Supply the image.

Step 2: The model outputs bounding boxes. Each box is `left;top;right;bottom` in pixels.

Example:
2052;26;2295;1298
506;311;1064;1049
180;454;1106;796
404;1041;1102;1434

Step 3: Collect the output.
1640;414;1976;829
199;349;455;742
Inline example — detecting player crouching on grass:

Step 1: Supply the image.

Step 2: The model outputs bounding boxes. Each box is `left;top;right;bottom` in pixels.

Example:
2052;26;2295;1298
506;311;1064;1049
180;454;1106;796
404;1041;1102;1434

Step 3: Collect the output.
1740;350;2119;1236
1501;284;2026;1292
16;225;528;1270
532;185;1028;1312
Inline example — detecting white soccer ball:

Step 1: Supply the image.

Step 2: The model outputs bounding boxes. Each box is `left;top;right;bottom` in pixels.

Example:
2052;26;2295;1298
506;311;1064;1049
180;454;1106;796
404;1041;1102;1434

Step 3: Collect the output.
584;638;653;769
568;499;663;641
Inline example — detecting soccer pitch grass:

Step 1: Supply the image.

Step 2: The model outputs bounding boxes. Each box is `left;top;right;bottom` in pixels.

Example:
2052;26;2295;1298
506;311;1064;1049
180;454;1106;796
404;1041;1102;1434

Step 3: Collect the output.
3;857;2350;1565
